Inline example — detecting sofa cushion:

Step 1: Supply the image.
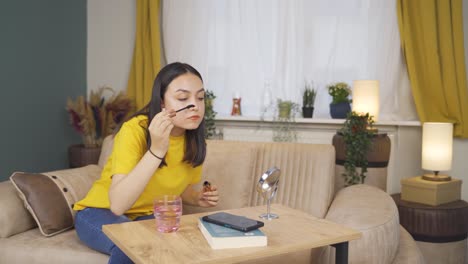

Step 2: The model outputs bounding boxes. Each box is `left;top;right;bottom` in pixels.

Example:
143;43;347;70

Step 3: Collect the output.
0;228;108;264
9;165;101;237
0;181;37;238
249;142;336;219
183;140;258;214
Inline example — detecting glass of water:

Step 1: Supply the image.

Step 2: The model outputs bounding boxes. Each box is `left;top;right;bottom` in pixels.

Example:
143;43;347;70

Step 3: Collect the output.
153;195;182;233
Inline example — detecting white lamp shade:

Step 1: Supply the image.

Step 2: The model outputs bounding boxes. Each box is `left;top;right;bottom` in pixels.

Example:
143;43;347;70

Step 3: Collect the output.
352;80;380;121
422;122;453;171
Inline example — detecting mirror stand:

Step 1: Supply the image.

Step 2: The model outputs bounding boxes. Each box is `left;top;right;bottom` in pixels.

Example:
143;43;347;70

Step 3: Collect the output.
257;167;281;220
259;197;278;220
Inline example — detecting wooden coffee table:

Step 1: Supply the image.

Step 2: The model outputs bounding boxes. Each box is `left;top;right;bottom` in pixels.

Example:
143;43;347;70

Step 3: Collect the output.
103;204;361;264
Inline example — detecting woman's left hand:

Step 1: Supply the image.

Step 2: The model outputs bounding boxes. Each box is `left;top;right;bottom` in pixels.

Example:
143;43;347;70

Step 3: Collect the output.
198;185;219;207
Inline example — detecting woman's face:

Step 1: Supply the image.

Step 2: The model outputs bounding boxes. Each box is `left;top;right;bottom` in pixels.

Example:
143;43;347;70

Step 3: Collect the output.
162;73;205;136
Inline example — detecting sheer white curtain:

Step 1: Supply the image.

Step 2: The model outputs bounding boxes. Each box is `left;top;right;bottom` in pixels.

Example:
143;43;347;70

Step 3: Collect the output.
162;0;417;120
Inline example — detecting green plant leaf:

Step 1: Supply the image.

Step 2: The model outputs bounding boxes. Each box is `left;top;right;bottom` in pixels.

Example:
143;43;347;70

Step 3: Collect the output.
339;111;376;186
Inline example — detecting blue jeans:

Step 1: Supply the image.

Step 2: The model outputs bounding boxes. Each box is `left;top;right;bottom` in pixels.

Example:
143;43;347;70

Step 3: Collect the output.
75;208;155;264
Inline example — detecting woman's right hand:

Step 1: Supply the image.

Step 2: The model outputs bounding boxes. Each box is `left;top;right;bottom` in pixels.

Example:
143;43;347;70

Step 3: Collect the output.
148;109;176;157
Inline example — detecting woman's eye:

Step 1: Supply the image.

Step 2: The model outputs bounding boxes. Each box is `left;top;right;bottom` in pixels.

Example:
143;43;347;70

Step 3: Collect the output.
178;98;188;101
198;97;205;101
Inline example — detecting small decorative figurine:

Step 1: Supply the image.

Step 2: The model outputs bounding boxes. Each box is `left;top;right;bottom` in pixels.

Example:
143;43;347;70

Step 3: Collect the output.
231;94;242;116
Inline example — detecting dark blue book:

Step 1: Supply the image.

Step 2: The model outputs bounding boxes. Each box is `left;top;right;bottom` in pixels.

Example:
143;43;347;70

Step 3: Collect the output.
198;218;267;249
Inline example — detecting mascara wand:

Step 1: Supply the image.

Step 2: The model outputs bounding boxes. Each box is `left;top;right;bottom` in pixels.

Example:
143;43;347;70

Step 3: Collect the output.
175;104;195;113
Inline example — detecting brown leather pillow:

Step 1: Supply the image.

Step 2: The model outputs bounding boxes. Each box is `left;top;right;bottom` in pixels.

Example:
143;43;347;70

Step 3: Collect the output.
9;165;101;237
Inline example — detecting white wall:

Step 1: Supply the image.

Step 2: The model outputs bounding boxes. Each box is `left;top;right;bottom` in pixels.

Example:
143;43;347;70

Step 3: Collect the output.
454;138;468;199
87;0;135;94
87;1;468;200
458;0;468;202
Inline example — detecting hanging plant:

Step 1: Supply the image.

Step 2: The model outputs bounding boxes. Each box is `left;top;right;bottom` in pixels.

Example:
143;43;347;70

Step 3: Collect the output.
339;111;376;185
272;99;300;142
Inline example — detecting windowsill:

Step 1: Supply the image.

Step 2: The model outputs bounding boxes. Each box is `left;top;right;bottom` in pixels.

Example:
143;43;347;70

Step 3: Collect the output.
215;116;421;127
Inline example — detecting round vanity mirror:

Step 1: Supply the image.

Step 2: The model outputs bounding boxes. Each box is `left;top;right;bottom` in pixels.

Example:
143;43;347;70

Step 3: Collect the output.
256;167;281;220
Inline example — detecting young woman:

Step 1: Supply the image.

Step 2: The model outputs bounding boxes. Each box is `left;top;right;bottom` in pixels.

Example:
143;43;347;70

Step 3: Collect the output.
74;62;219;264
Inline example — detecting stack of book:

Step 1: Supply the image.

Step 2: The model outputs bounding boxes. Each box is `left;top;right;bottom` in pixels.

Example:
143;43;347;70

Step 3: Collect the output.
198;219;267;249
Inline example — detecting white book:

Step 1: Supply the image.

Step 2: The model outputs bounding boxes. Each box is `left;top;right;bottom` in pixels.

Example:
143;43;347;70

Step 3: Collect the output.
198;218;267;249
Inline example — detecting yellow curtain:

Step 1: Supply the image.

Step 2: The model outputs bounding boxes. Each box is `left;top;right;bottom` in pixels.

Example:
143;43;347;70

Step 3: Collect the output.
127;0;162;110
397;0;468;137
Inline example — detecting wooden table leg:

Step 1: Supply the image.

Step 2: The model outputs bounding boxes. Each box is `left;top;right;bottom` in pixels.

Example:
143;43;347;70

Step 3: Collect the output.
332;242;349;264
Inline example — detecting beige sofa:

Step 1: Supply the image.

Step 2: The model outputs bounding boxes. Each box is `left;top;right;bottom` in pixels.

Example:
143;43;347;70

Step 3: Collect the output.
0;137;424;264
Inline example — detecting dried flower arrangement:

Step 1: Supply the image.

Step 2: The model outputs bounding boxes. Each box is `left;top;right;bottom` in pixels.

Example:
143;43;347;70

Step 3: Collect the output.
66;86;133;148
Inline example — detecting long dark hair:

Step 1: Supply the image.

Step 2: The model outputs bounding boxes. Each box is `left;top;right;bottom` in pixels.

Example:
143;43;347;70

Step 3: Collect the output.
116;62;206;168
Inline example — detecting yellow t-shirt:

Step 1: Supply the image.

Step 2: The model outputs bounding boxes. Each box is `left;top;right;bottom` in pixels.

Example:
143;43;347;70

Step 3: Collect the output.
74;115;203;219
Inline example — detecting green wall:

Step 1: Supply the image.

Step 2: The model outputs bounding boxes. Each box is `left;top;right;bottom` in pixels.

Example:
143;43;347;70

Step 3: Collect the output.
0;1;87;181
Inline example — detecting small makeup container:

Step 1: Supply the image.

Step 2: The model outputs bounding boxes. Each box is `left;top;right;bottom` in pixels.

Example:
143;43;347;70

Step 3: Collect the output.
203;181;212;192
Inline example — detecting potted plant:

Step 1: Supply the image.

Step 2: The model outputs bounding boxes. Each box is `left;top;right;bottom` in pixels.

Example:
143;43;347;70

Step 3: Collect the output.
327;82;352;119
332;111;391;190
334;111;376;186
204;90;218;139
66;86;133;167
277;99;299;119
302;83;317;118
273;99;299;142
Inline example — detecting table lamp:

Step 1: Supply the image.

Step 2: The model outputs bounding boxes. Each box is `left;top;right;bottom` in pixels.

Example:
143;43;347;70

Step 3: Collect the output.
401;122;461;205
421;122;453;181
352;80;380;121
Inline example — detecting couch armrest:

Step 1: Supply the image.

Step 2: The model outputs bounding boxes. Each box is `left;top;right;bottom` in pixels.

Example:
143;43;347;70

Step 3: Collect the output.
322;184;400;264
392;226;425;264
0;180;37;238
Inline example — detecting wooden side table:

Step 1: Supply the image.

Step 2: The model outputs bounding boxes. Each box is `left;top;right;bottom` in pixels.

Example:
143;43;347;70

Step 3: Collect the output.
103;204;362;264
392;193;468;264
